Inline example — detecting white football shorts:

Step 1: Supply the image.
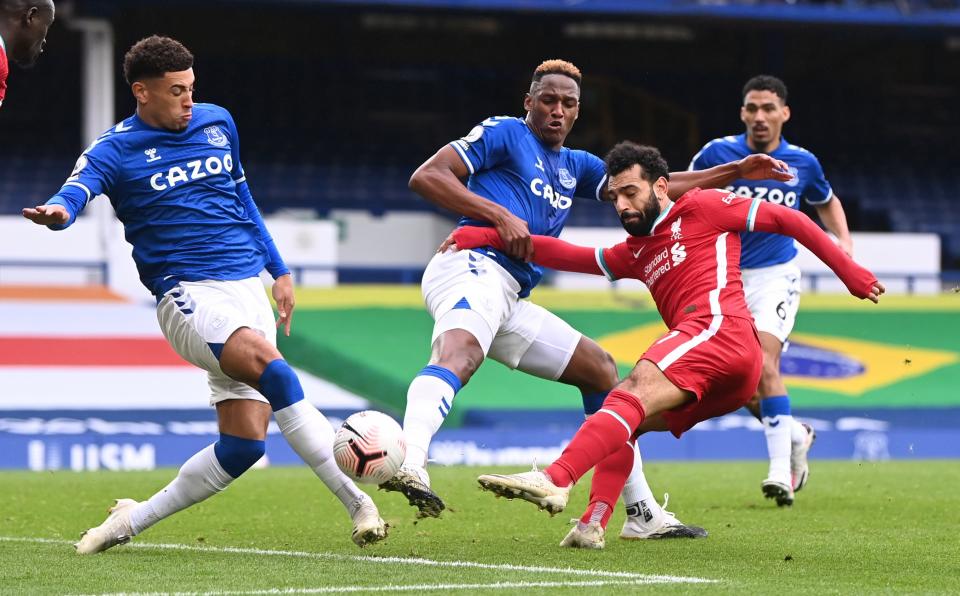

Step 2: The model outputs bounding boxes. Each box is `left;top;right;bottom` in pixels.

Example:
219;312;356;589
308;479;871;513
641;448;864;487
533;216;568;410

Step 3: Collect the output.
422;248;582;381
156;277;276;406
741;260;802;345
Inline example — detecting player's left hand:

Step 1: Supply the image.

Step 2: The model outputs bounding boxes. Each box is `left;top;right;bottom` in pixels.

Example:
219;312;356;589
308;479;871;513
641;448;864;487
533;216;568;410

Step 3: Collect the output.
273;274;296;336
737;154;793;182
865;280;885;304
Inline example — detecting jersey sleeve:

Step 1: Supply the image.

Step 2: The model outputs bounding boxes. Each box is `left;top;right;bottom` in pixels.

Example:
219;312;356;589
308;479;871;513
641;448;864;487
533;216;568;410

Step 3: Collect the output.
448;116;516;176
692;188;766;233
595;243;634;281
574;151;608;201
45;135;123;229
802;153;833;205
220;107;288;278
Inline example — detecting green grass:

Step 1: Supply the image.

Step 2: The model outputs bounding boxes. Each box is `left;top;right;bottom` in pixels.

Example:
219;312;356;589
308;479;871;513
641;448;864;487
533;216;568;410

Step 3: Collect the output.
2;462;959;594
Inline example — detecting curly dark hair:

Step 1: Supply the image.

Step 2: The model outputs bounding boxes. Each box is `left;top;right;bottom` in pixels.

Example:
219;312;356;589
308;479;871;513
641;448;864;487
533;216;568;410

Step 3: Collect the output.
123;35;194;85
742;75;788;104
604;142;670;182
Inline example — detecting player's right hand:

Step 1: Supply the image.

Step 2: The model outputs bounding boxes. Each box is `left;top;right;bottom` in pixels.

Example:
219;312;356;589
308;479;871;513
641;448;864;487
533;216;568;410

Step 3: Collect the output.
22;204;69;226
494;211;533;262
438;232;458;253
737;154;793;182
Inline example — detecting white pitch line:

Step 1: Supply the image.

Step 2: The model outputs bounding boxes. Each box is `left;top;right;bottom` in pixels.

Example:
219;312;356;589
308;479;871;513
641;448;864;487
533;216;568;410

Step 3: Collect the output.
79;578;699;596
1;536;716;586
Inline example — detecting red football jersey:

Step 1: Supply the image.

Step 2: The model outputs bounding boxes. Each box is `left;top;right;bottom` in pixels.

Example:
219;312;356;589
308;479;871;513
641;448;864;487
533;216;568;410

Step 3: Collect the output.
596;188;760;330
0;39;8;109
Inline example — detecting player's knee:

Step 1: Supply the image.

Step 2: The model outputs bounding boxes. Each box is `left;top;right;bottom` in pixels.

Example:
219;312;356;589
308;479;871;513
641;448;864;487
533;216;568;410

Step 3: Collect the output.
221;327;281;382
213;433;265;479
618;360;655;394
595;349;619;387
257;359;305;411
566;340;619;394
433;332;485;382
617;360;687;414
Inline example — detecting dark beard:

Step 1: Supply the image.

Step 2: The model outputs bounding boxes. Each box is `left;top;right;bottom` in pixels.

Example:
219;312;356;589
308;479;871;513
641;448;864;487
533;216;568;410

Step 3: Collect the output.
619;192;662;236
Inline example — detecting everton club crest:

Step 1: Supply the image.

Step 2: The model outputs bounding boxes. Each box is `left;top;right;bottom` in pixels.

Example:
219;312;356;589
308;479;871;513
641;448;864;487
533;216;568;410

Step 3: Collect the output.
204;126;228;147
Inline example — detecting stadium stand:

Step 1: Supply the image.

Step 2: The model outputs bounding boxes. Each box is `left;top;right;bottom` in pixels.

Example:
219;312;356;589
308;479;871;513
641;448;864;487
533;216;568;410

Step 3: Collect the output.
1;1;958;267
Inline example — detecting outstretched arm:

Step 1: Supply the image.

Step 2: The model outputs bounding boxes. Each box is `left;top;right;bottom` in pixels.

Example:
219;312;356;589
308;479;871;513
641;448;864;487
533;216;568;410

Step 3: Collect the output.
23;135;121;230
411;146;533;261
753;202;883;302
668;154;792;200
447;227;608;277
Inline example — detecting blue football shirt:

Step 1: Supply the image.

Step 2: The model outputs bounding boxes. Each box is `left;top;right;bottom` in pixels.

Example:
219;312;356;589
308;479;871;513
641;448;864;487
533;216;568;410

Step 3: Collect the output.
449;116;607;296
689;133;833;269
46;103;286;298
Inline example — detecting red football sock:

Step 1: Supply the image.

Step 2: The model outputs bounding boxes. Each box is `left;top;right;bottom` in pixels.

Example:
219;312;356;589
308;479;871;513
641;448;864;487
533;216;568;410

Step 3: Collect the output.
545;389;646;488
580;440;635;529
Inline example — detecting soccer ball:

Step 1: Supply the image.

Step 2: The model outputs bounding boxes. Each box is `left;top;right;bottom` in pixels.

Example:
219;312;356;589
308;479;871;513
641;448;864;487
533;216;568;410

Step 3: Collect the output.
333;410;406;485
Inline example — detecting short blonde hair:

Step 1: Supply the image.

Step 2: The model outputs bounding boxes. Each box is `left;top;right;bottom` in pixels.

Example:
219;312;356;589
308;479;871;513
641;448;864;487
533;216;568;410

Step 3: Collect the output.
532;59;582;88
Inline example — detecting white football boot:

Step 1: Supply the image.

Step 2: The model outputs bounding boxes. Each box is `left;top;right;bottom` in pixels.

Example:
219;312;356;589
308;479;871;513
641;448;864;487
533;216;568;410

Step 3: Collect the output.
477;466;570;515
761;478;795;507
791;422;816;492
560;520;605;549
349;493;387;547
620;494;708;540
74;498;138;554
379;463;445;518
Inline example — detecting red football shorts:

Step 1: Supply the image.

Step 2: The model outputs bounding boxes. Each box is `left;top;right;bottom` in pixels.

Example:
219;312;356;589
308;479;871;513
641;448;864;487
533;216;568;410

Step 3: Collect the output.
640;315;762;438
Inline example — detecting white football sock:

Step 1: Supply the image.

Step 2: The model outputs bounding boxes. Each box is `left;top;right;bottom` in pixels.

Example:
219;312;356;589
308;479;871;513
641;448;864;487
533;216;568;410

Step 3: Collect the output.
621;442;662;523
274;400;364;510
129;444;233;535
402;374;458;468
763;415;793;484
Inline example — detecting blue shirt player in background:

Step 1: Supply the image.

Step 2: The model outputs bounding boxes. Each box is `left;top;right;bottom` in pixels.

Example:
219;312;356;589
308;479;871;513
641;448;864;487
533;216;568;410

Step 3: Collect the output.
689;74;854;507
382;59;793;542
22;35;387;552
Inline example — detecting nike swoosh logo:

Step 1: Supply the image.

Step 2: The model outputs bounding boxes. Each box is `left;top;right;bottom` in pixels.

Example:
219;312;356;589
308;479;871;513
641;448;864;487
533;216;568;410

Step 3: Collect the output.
631;248;644;258
768;419;781;427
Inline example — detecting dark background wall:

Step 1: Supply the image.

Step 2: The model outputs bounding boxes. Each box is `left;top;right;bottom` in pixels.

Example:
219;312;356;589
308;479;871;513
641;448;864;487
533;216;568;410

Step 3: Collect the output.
2;1;959;262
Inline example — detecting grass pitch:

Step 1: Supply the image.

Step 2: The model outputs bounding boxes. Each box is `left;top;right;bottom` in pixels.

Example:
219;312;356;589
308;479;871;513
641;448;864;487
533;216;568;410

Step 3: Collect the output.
2;461;958;594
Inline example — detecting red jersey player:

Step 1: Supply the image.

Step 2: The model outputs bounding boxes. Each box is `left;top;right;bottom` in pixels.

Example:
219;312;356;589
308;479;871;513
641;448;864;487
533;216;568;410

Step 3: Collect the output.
0;0;55;109
447;142;883;546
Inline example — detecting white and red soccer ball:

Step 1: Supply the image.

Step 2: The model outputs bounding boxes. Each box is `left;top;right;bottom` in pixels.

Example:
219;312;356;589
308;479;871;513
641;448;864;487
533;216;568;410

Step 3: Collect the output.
333;410;406;485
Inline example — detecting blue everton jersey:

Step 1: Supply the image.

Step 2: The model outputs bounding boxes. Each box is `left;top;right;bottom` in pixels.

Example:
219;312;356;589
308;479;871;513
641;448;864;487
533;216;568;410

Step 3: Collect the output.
449;116;607;296
689;134;833;269
47;103;282;297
